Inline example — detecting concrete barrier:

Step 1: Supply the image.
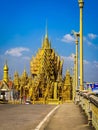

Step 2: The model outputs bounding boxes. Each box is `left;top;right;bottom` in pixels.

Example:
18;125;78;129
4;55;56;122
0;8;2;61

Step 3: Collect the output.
75;90;98;130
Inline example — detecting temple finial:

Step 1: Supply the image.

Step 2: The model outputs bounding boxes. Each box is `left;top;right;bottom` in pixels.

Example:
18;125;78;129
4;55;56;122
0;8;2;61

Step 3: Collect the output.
5;59;7;65
3;59;9;82
24;65;26;72
45;20;48;38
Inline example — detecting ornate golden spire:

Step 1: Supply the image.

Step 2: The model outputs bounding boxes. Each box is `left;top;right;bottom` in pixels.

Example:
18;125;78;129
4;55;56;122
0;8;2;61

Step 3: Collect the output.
66;69;70;77
3;60;8;71
45;21;48;38
42;23;50;49
22;66;28;78
14;70;19;77
3;60;9;83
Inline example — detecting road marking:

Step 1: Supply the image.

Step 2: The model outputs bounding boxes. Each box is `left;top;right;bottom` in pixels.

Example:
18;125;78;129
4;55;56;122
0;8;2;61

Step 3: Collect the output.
34;105;60;130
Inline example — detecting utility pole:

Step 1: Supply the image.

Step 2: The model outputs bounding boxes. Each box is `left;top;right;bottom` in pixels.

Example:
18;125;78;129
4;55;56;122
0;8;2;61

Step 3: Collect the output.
78;0;84;90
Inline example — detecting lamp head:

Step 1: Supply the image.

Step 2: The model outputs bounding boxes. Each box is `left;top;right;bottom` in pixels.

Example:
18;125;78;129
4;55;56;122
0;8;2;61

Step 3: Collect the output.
78;0;84;2
71;30;80;38
78;0;84;8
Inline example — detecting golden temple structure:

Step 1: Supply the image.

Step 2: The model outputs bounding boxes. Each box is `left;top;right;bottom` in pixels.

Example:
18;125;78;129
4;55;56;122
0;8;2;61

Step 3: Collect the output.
30;31;63;104
0;30;73;104
29;30;73;104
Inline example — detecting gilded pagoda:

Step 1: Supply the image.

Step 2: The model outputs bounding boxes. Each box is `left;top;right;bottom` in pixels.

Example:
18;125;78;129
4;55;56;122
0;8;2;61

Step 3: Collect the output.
29;30;72;104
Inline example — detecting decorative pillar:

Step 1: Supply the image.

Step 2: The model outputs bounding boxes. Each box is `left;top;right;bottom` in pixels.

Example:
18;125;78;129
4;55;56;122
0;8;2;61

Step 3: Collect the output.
54;82;57;99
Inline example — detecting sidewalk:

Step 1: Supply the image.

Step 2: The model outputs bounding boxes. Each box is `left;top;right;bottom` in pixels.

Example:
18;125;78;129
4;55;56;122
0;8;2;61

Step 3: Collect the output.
44;103;95;130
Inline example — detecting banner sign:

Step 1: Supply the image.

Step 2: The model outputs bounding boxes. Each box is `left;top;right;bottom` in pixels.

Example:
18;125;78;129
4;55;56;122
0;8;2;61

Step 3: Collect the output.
86;83;98;93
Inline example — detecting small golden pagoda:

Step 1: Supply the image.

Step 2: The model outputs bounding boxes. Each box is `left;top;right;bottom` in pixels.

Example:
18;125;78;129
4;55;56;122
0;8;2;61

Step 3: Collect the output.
0;62;13;102
13;71;20;91
62;69;73;102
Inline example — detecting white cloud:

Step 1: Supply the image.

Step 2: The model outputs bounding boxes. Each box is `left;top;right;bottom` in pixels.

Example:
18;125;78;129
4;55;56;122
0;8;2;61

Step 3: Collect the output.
84;34;98;49
61;55;98;82
61;33;98;48
93;61;98;68
83;36;94;47
70;53;75;59
61;53;75;62
93;61;98;64
61;34;75;43
84;60;98;82
22;56;30;60
61;53;75;76
83;60;89;65
88;33;98;40
83;36;86;41
87;41;93;46
62;55;89;66
5;47;30;57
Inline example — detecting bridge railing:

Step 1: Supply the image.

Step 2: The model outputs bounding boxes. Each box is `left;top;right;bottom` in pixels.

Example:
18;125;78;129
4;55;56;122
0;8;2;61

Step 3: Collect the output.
75;90;98;130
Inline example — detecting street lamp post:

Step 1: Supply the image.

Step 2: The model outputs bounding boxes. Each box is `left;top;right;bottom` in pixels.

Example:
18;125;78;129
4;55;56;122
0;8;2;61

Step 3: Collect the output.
78;0;84;90
71;31;80;90
75;37;79;89
73;55;76;100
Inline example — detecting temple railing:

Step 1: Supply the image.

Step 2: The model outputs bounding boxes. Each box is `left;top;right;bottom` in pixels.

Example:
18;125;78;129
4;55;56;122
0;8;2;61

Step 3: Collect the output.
75;90;98;130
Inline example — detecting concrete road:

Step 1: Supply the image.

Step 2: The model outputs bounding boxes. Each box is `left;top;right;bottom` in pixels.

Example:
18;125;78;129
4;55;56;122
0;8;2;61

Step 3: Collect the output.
0;104;56;130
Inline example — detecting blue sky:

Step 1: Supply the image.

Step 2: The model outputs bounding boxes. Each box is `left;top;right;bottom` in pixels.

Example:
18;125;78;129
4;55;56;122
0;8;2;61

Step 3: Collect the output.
0;0;98;82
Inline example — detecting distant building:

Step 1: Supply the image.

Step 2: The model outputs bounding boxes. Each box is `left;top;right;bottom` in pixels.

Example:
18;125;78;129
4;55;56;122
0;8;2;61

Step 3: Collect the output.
0;62;13;101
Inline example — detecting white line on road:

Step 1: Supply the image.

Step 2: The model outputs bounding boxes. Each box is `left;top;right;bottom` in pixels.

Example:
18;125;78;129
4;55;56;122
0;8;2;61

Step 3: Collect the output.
34;105;60;130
